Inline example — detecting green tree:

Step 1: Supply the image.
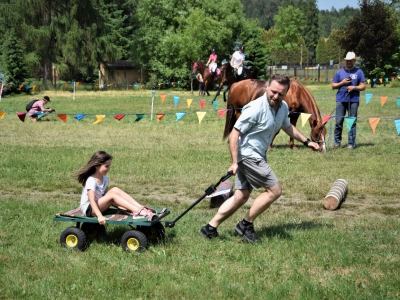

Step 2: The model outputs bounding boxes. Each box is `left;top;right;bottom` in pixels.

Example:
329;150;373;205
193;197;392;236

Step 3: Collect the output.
132;0;252;82
1;28;29;91
273;5;305;64
300;0;319;63
339;0;400;80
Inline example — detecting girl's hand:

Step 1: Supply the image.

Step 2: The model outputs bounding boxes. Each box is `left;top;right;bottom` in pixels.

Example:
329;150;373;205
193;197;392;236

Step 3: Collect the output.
98;215;108;225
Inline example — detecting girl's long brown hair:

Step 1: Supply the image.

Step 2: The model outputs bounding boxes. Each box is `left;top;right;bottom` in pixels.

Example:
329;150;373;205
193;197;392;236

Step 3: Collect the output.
75;151;113;186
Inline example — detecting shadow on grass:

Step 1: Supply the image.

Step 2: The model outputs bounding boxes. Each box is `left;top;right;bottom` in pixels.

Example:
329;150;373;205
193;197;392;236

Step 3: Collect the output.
259;220;333;240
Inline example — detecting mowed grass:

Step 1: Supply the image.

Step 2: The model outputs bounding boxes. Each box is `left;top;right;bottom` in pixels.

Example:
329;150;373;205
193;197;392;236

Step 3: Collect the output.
0;83;399;299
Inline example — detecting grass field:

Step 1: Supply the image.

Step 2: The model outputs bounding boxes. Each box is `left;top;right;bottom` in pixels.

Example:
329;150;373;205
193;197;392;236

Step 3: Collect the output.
0;83;399;299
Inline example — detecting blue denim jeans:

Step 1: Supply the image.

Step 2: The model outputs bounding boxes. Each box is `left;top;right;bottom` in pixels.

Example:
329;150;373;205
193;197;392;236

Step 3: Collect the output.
334;101;359;147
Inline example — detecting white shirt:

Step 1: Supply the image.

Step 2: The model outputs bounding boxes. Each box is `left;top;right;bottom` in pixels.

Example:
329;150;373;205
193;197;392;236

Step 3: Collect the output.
231;51;245;67
79;176;108;215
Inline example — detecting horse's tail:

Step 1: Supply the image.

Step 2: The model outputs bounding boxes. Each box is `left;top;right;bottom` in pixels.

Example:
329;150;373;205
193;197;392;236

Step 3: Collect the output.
223;92;236;140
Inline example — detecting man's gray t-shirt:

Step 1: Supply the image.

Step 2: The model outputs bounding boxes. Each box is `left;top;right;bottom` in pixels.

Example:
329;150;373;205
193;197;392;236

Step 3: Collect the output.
234;92;291;162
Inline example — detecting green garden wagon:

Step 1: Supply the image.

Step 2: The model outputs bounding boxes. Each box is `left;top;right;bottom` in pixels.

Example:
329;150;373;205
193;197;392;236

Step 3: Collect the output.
53;206;169;252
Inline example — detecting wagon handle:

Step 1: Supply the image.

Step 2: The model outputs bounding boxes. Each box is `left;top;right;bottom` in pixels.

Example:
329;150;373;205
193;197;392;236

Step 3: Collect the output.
164;171;233;228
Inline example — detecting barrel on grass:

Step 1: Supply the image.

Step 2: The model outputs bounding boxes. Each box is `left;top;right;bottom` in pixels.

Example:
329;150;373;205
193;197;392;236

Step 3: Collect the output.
323;179;348;210
209;179;233;208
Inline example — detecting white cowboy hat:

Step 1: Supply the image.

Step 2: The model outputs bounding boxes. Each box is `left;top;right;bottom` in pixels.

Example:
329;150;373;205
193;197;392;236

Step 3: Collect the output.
344;52;359;60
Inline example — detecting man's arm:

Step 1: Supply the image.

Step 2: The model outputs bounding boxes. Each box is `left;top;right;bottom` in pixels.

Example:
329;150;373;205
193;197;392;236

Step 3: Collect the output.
282;124;319;151
332;77;351;90
228;128;241;174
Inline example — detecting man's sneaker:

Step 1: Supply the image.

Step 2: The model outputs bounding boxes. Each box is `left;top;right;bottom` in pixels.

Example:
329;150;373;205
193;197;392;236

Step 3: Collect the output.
199;225;219;239
235;221;261;243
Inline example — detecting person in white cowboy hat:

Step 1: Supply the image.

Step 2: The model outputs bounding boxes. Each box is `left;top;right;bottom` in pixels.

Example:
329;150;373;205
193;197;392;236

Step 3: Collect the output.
331;51;366;149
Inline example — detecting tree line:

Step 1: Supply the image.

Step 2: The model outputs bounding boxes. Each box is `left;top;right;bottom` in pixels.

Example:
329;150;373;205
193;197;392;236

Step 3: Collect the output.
0;0;399;91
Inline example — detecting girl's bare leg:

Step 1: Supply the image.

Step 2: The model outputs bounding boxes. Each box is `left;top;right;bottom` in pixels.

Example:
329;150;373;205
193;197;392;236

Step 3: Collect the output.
97;187;149;216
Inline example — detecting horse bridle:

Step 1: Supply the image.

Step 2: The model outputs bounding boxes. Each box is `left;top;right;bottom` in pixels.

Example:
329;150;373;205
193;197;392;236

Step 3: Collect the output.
310;123;326;144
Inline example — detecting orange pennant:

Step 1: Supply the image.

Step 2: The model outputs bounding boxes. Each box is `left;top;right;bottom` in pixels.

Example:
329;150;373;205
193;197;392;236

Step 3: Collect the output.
380;96;388;106
160;94;166;103
0;110;5;121
368;118;380;133
379;78;382;83
57;114;67;122
156;114;165;121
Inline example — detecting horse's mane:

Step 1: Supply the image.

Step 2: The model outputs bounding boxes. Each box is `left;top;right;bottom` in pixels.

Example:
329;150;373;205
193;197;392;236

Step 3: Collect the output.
290;80;322;123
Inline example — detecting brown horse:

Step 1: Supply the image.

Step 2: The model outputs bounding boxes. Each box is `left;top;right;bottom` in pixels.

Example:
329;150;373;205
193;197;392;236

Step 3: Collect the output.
192;61;223;96
223;79;326;151
212;62;257;102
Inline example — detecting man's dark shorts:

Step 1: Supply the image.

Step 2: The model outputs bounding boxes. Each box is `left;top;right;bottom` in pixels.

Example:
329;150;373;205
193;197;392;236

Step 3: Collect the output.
235;157;279;192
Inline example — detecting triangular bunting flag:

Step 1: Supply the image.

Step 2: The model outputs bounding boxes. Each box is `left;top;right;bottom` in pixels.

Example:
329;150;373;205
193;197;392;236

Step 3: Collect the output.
367;79;370;84
380;96;388;107
17;112;26;122
373;78;376;83
397;97;400;108
113;114;125;121
218;109;228;118
365;93;373;104
156;114;165;121
174;96;180;106
344;117;356;132
379;78;382;83
385;78;389;83
57;114;67;122
395;119;400;135
75;114;86;121
322;115;332;124
176;112;186;122
196;111;207;124
187;98;193;108
135;114;145;122
76;82;80;87
37;113;46;120
300;113;311;127
160;94;166;103
213;100;219;110
199;99;206;109
93;115;106;124
368;118;380;133
0;110;6;122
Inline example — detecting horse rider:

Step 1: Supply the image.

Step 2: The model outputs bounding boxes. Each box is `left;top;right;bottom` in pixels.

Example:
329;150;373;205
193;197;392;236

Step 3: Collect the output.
206;49;218;75
230;45;245;78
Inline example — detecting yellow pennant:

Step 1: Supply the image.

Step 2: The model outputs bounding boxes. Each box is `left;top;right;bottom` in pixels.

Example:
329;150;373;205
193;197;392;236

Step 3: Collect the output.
196;111;207;124
300;113;311;127
187;98;193;108
93;115;106;124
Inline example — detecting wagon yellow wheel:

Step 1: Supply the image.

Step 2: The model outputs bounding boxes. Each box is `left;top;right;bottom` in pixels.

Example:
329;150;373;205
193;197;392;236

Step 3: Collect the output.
60;227;87;251
121;230;148;252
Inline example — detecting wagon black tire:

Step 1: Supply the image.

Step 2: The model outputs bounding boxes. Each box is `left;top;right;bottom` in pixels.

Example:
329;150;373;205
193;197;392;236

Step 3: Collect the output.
60;227;87;251
81;223;106;239
137;222;166;243
121;230;148;252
